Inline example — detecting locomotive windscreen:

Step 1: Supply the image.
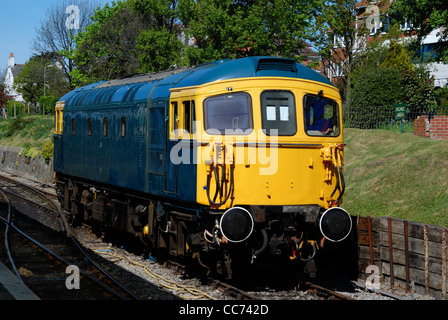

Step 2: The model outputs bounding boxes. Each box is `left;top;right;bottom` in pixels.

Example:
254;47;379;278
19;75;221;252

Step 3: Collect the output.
204;92;253;134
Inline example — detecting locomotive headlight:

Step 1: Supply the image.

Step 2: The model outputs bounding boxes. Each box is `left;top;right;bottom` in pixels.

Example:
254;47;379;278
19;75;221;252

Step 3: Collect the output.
319;207;352;242
220;207;254;243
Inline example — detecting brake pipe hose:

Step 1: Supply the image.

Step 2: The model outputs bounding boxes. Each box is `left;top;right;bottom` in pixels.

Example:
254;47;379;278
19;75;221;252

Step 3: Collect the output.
206;164;234;206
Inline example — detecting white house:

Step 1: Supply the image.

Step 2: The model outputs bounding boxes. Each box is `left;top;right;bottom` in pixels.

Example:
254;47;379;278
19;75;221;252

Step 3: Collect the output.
3;53;24;102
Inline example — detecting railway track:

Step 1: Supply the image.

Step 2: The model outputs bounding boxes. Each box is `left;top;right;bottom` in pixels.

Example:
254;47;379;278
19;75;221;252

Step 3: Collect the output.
0;174;140;300
0;173;418;302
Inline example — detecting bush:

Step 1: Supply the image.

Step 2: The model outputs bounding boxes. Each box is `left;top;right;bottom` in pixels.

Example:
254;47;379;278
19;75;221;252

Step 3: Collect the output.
38;95;58;114
400;66;436;115
347;68;402;128
350;68;402;107
39;140;54;161
434;86;448;115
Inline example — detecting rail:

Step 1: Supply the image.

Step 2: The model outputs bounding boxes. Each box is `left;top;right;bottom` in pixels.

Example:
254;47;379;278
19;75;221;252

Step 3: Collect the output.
0;173;140;300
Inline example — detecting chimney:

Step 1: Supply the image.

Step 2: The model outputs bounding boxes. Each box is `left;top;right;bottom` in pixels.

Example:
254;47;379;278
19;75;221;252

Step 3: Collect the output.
8;53;14;68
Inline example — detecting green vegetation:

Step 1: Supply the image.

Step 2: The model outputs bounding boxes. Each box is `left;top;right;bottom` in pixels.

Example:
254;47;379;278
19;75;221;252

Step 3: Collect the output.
0;115;54;160
68;0;324;85
342;128;448;227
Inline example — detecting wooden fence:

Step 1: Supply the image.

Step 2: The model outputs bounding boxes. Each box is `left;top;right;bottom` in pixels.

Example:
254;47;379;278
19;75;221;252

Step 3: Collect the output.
357;215;447;299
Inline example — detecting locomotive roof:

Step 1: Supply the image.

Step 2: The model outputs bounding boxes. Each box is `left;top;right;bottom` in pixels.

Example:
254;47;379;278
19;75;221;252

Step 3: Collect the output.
60;56;334;109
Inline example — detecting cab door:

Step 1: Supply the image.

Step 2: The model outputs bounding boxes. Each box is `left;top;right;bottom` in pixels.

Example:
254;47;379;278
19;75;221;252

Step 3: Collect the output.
147;101;167;195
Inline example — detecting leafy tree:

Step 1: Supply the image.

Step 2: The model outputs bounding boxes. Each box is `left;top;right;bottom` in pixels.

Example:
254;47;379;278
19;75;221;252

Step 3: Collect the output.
130;0;186;72
313;0;372;105
179;0;322;64
389;0;448;61
136;28;185;72
72;1;149;84
13;54;70;106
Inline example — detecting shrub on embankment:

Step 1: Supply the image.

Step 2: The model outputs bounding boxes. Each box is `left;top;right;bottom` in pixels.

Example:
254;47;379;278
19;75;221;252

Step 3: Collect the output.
0;115;54;161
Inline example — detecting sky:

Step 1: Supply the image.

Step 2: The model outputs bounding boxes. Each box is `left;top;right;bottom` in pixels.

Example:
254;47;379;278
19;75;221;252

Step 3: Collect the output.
0;0;110;71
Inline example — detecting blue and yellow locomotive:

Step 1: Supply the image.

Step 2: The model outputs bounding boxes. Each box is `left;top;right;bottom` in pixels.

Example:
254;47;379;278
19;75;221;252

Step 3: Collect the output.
53;56;352;277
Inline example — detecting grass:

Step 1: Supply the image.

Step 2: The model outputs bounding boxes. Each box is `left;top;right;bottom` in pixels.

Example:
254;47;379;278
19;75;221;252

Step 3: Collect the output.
0;115;54;159
342;128;448;227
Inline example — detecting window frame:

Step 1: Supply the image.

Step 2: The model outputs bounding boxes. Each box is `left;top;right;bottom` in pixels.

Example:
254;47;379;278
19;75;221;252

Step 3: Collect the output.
183;100;196;135
303;93;341;137
120;116;127;137
260;90;297;136
203;92;253;135
87;117;92;136
71;118;76;135
103;117;108;137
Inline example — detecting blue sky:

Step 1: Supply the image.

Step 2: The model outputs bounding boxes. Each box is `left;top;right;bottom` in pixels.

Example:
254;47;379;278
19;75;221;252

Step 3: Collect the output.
0;0;110;71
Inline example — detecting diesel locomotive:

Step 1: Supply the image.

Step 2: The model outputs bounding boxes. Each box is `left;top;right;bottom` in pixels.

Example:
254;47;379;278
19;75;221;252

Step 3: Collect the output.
53;56;352;277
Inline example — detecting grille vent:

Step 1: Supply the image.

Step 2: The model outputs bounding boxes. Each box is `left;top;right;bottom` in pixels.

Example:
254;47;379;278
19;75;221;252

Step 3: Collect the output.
256;58;297;73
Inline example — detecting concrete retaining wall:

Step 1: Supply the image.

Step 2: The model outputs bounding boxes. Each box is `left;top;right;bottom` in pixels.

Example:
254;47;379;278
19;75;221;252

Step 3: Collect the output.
0;145;54;184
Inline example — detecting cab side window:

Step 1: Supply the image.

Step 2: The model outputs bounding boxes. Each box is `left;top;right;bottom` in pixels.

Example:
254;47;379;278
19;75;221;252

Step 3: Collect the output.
304;93;340;136
183;100;195;134
170;100;196;138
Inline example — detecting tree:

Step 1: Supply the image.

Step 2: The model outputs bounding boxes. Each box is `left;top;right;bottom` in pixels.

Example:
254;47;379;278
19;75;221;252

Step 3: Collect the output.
69;0;326;82
136;29;185;72
312;0;377;105
389;0;448;61
131;0;187;72
13;54;71;107
32;0;98;88
380;42;414;72
72;1;151;84
179;0;323;64
0;85;12;118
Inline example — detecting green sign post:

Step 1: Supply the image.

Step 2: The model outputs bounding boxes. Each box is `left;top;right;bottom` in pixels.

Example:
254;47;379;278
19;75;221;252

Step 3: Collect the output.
395;103;407;133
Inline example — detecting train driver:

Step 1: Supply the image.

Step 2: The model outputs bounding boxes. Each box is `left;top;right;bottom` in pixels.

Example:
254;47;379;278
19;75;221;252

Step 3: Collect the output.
305;91;334;136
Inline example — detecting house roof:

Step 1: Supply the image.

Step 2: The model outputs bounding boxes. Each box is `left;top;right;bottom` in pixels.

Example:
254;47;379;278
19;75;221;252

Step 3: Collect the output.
10;64;25;78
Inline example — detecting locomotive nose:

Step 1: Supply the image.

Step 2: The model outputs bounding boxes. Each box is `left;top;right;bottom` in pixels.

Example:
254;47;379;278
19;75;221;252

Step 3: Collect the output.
319;207;352;242
220;207;254;243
